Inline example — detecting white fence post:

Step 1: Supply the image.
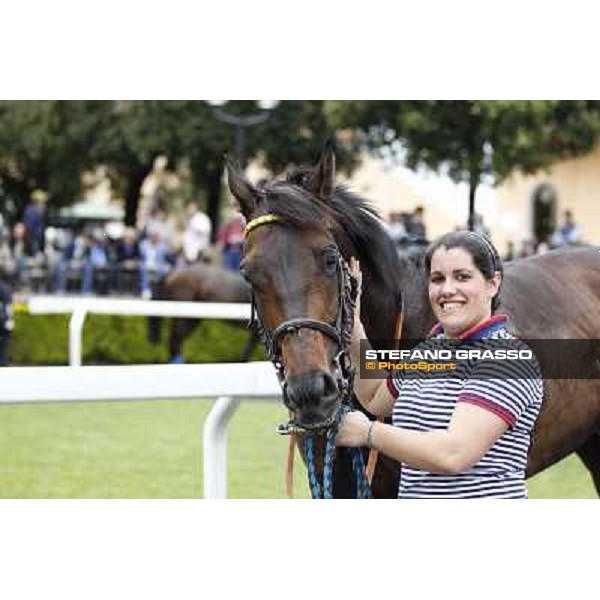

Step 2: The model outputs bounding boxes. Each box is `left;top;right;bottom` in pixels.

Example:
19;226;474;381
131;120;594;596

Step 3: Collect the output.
19;297;282;498
0;364;281;498
203;396;242;499
69;307;87;366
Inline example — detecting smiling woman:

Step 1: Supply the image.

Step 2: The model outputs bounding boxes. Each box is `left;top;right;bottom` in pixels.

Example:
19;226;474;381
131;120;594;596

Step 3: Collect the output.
425;231;503;339
337;231;544;498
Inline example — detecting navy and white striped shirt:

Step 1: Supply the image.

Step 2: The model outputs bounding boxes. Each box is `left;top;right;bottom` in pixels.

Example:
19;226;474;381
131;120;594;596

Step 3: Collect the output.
389;315;543;499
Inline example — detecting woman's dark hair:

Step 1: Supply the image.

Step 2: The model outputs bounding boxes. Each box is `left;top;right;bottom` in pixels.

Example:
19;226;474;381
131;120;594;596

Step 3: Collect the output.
424;231;504;312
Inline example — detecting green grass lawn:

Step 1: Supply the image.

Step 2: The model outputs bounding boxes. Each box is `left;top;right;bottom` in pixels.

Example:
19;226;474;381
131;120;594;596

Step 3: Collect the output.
0;399;309;499
0;399;595;499
527;454;597;499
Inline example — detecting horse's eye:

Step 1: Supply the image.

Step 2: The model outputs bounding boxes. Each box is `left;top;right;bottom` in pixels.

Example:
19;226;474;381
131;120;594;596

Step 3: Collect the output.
322;250;338;275
240;264;252;282
241;264;265;290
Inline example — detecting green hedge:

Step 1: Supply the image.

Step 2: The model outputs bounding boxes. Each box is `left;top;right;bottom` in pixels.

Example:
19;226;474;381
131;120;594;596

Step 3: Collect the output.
10;312;266;365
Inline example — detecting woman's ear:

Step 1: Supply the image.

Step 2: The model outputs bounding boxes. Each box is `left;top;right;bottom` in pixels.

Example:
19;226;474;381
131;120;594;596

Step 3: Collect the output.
488;272;502;299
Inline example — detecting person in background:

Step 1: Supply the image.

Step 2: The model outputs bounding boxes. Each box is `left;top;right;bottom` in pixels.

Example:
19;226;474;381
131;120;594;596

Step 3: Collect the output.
551;210;582;247
144;206;175;251
386;211;408;245
10;223;28;274
84;231;109;294
406;206;427;242
0;273;14;366
139;227;172;299
114;227;142;293
472;213;490;238
519;239;536;259
23;189;48;256
0;215;8;247
54;230;92;293
218;212;245;272
0;224;16;284
182;201;212;265
503;241;516;262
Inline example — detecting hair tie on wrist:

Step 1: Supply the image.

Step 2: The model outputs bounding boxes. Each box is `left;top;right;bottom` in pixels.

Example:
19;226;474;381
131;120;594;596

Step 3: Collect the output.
367;421;376;448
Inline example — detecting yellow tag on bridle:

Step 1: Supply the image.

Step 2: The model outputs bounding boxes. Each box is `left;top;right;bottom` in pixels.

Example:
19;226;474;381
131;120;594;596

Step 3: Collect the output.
244;214;284;238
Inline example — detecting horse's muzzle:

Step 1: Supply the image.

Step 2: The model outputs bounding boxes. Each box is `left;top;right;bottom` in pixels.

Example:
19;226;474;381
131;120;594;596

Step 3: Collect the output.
282;371;340;430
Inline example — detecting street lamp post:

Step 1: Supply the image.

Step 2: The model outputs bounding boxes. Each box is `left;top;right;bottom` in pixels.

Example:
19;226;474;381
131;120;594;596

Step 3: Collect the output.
207;101;279;167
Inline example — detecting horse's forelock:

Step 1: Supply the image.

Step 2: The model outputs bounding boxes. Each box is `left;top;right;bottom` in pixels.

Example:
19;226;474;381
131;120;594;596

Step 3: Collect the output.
259;179;329;230
258;175;398;279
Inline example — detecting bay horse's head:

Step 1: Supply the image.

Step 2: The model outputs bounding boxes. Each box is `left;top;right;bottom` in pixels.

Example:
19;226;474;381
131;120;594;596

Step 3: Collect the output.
226;145;358;431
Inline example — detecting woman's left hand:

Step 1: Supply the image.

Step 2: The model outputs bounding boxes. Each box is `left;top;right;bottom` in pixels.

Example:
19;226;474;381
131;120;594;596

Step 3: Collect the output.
349;257;363;326
335;410;371;447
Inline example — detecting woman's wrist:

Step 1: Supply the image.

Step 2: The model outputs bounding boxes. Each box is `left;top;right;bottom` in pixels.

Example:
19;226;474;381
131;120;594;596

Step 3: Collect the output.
350;320;367;363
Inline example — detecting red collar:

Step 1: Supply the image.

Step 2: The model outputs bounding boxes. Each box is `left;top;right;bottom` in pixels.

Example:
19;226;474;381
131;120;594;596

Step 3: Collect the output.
429;314;509;340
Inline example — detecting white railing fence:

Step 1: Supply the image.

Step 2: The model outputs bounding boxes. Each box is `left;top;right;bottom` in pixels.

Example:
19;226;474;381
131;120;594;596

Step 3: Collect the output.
0;362;281;499
27;295;252;366
14;296;280;499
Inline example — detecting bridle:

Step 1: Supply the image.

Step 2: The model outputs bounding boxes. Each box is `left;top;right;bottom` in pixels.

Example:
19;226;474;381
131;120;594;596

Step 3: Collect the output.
244;213;358;413
244;212;372;499
244;214;372;498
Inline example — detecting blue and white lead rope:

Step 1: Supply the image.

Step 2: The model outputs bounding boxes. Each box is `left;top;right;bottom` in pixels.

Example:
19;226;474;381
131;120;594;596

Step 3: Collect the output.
305;405;373;499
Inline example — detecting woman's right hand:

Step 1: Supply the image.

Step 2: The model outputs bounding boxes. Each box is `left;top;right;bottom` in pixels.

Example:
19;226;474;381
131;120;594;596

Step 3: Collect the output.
335;410;371;448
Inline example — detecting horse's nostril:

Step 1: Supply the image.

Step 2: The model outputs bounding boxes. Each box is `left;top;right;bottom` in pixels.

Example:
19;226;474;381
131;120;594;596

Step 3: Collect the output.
282;371;339;412
320;372;338;399
282;381;299;411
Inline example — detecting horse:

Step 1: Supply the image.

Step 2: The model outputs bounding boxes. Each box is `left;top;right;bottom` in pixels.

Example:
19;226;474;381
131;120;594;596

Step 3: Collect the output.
148;263;258;363
226;144;600;498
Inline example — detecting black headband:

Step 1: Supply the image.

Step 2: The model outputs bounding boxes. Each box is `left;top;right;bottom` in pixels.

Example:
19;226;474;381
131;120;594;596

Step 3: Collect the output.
465;231;499;273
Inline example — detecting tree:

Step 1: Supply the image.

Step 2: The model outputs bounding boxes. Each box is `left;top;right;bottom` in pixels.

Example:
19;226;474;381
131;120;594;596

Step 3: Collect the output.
0;101;361;236
325;100;600;230
0;101;101;222
86;100;353;235
88;101;187;226
176;100;357;239
258;100;358;174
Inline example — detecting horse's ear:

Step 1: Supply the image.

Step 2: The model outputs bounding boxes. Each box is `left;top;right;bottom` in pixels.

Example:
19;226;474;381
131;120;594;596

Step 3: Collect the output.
225;156;258;218
307;142;336;201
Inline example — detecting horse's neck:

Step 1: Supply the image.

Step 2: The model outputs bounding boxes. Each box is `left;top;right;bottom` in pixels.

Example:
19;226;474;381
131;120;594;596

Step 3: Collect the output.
336;214;433;342
358;253;432;346
396;251;435;340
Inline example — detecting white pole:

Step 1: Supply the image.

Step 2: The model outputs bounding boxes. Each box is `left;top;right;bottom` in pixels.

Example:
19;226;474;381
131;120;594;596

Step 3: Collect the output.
203;396;242;499
69;308;87;367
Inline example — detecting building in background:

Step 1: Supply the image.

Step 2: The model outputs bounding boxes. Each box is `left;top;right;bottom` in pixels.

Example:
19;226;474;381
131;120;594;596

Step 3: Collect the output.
338;148;600;252
495;142;600;250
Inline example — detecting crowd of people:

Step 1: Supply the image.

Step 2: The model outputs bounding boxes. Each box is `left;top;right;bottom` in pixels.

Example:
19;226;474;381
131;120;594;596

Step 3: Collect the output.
1;188;587;300
385;206;428;246
383;206;585;263
503;209;583;261
0;191;246;299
